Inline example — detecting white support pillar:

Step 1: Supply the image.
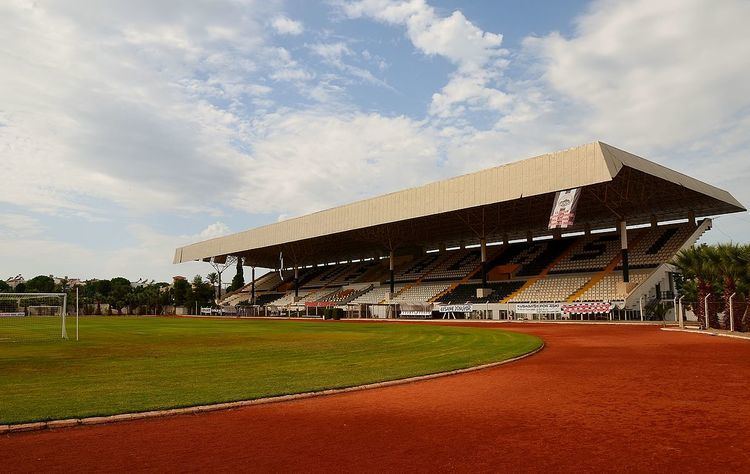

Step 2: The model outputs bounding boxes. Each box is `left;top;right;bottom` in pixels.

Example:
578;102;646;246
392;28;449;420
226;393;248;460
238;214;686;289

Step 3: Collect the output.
619;220;629;283
389;250;395;297
639;295;644;322
704;293;710;329
294;266;299;300
480;238;488;291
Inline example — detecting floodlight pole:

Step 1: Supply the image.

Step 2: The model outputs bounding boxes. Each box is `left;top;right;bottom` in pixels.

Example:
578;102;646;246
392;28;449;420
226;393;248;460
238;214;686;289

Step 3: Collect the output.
704;294;710;330
729;292;736;332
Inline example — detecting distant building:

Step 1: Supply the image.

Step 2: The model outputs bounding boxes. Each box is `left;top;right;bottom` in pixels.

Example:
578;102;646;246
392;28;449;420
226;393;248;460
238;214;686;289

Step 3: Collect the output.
5;275;24;289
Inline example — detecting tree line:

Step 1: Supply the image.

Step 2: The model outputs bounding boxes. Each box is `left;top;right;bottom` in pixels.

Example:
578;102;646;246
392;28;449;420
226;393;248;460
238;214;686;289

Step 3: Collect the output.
673;243;750;331
0;271;246;315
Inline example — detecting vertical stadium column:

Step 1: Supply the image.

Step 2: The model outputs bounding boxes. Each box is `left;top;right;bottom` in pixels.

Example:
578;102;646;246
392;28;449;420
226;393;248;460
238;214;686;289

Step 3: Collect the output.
480;238;487;288
389;250;395;297
688;210;696;227
619;220;629;283
294;266;299;299
251;266;256;305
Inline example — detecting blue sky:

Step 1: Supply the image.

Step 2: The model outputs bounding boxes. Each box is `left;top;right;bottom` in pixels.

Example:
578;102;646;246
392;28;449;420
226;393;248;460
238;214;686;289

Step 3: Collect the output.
1;0;749;283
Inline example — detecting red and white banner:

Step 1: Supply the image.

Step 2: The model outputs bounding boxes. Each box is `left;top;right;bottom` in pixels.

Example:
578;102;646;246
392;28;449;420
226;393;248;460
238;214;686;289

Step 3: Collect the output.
561;302;613;314
548;188;581;229
305;301;335;308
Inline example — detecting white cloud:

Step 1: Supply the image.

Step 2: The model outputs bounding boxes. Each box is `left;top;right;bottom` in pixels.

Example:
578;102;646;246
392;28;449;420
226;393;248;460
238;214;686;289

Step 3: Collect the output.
0;0;282;217
341;0;509;118
521;0;750;152
3;0;750;282
232;110;447;216
197;222;232;240
270;15;304;35
308;41;390;88
0;221;232;282
0;214;44;238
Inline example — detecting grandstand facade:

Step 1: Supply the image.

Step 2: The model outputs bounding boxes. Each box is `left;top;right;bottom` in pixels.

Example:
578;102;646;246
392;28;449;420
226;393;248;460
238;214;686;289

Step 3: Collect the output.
175;142;744;321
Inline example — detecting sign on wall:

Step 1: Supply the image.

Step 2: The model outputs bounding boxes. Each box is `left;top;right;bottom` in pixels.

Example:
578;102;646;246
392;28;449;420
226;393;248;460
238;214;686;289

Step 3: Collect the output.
515;303;562;314
438;304;473;313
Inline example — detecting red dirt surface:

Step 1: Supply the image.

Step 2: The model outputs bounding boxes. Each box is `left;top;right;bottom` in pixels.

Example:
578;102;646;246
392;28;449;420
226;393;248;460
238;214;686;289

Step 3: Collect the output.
3;323;750;473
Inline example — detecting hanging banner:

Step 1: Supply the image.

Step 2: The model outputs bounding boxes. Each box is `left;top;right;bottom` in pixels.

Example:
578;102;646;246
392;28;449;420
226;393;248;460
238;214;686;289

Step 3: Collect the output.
548;188;581;229
515;303;562;314
562;302;613;314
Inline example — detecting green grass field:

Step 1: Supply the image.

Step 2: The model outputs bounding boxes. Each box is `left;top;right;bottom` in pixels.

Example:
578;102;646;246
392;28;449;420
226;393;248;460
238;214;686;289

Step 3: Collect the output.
0;317;541;424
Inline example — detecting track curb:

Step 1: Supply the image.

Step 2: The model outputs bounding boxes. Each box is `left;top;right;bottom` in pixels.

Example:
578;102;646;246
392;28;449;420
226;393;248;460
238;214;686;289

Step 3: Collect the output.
1;341;544;435
660;327;750;341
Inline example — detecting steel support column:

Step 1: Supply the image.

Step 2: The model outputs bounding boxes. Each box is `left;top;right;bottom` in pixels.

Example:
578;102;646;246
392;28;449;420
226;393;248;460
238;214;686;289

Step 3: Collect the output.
294;266;299;299
619;220;629;283
389;250;395;295
251;266;256;305
480;238;487;288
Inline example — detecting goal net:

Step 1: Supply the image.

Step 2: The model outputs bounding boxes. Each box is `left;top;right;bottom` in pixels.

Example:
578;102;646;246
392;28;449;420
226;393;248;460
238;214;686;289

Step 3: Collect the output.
0;293;72;342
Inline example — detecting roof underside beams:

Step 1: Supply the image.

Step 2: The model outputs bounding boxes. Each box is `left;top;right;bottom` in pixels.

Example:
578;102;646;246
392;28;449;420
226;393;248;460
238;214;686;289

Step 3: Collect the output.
175;165;743;269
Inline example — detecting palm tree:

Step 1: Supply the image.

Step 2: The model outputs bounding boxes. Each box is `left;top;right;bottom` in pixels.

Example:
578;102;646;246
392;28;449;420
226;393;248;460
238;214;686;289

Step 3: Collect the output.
737;244;750;331
673;246;715;328
708;243;745;329
206;272;219;301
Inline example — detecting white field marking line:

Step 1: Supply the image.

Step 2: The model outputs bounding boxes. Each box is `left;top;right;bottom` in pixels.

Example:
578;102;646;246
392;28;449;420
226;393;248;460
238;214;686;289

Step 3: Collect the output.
660;327;750;341
0;343;544;435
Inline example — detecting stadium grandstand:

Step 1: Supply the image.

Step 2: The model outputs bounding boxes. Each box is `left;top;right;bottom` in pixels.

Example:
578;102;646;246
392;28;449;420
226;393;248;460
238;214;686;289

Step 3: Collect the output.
174;142;744;321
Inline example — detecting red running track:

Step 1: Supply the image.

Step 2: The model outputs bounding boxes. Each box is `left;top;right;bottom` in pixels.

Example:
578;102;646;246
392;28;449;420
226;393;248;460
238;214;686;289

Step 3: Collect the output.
2;323;750;472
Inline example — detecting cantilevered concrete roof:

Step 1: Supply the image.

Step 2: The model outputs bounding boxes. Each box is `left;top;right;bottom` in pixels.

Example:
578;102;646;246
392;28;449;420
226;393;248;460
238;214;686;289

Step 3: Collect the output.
174;142;744;268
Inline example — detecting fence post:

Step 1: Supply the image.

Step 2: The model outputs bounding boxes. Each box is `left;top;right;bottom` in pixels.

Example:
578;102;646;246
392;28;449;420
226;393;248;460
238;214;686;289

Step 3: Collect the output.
678;296;685;329
729;292;736;332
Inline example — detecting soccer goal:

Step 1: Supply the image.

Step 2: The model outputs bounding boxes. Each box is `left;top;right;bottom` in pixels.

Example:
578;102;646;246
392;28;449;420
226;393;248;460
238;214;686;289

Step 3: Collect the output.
0;293;76;342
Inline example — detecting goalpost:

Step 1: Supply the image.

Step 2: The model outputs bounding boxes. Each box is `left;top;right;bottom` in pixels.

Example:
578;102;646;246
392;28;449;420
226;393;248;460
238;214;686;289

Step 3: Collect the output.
0;293;77;342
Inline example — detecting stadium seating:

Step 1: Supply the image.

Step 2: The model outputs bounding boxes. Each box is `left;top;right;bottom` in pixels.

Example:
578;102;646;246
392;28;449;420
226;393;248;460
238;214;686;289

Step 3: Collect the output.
237;222;697;311
391;282;452;303
550;234;623;274
316;285;373;304
423;249;480;281
487;240;568;277
351;284;403;304
267;290;317;306
437;281;525;304
515;239;574;276
618;224;693;269
508;275;591;302
254;293;285;306
394;254;441;282
579;271;651;301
